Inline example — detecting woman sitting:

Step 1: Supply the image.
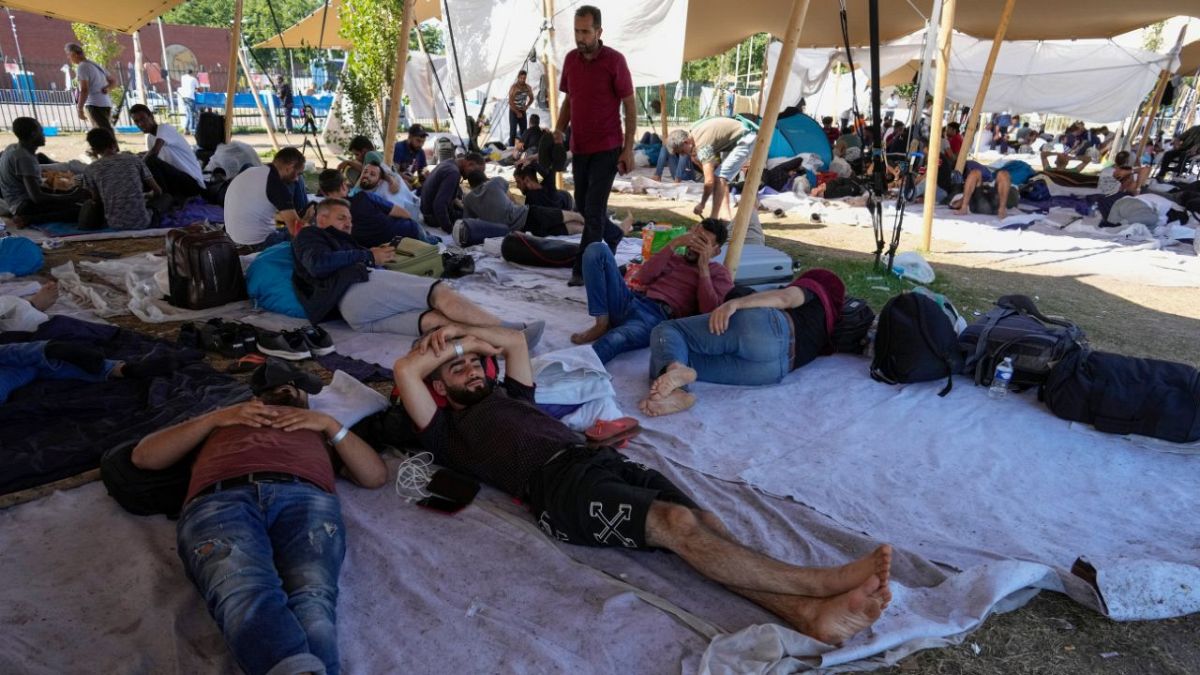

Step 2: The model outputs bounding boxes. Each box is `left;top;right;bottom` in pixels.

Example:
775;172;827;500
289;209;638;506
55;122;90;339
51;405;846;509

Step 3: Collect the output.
639;269;845;416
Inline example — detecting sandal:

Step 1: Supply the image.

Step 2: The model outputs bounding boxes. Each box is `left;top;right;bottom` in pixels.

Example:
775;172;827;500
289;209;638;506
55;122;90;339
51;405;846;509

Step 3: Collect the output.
226;353;267;374
585;417;641;447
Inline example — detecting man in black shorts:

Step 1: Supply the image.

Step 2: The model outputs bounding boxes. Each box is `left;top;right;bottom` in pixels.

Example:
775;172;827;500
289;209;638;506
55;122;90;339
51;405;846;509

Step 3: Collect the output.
391;323;893;645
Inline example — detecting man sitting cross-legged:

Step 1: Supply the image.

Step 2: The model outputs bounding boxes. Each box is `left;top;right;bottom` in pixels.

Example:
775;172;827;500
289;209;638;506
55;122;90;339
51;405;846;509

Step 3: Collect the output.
316;168;429;248
571;219;733;364
131;359;388;675
462;169;586;237
393;323;893;645
292;198;543;343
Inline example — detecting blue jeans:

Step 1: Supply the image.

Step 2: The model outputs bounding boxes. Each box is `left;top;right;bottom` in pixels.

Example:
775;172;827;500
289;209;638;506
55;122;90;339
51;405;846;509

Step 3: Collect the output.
649;308;792;386
655;147;695;182
0;341;116;404
183;98;197;134
582;242;667;363
177;483;346;675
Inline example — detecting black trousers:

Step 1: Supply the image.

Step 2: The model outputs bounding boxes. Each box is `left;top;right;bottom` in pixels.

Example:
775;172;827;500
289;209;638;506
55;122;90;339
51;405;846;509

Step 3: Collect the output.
145;155;202;201
14;199;83;225
1156;148;1187;180
571;147;624;274
508;109;527;146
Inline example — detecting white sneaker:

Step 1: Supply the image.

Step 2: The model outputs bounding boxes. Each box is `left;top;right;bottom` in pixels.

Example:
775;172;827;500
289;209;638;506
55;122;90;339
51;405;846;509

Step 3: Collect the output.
451;219;468;247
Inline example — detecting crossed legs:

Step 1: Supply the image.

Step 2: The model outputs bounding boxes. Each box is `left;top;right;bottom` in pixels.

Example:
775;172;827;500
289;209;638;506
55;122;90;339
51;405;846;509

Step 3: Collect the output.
646;502;892;644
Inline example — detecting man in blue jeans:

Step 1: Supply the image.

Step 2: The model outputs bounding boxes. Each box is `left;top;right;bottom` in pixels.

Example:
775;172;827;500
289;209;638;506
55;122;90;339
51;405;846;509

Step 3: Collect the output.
0;338;168;403
570;219;733;363
131;359;388;675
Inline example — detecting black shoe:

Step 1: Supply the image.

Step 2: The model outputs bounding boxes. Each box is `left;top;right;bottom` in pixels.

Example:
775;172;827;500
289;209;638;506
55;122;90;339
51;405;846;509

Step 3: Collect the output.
199;319;247;358
255;328;311;361
294;326;334;357
568;271;584;287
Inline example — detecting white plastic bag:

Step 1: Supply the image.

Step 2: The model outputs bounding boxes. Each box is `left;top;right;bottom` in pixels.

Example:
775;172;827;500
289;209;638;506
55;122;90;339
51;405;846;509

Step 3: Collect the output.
891;251;935;284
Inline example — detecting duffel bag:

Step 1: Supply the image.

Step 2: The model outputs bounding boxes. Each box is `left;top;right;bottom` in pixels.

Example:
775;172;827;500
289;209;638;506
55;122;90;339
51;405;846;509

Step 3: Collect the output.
960;294;1085;390
1042;349;1200;443
501;232;579;268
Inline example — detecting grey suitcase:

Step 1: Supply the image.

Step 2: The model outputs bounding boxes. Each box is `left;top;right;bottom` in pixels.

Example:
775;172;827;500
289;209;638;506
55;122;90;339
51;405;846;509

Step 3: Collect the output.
715;243;797;290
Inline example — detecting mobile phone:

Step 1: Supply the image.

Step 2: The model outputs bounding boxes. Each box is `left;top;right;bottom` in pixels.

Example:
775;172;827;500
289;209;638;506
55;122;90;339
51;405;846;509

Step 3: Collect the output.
416;495;469;514
416;469;479;514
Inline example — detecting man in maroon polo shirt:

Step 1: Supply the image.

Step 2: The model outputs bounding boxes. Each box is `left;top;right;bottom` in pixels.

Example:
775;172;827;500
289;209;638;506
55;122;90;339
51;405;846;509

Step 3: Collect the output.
553;5;637;286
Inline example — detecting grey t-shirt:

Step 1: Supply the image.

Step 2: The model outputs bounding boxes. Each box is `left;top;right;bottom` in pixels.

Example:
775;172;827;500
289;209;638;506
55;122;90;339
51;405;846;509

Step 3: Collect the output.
83;153;153;230
0;144;41;212
76;60;114;108
463;176;527;230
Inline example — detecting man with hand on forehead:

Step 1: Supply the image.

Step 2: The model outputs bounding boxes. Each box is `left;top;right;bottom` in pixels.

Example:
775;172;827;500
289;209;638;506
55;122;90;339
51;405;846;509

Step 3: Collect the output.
391;324;894;646
131;359;387;675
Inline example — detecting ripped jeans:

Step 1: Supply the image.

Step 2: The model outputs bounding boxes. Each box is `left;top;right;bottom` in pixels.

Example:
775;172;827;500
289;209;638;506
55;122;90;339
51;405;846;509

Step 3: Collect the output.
176;483;346;675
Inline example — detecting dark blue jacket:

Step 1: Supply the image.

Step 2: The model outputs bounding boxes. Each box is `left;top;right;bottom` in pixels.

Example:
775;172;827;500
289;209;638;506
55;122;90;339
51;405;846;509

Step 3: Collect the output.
419;161;463;232
291;225;373;323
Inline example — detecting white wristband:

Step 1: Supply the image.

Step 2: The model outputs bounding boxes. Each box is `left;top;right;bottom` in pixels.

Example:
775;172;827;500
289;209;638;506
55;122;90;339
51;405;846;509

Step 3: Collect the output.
330;425;350;444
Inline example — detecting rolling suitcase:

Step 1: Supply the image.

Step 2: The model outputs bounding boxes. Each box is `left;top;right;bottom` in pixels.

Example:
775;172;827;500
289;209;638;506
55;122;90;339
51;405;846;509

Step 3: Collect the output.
715;243;797;290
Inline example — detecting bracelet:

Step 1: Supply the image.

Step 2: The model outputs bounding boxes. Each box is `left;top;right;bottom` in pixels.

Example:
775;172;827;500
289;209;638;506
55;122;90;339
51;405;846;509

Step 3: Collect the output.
453;340;464;358
330;425;350;444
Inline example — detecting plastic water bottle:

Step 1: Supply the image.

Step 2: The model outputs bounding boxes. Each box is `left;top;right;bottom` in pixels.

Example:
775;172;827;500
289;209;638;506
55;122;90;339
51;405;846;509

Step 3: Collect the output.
988;357;1014;400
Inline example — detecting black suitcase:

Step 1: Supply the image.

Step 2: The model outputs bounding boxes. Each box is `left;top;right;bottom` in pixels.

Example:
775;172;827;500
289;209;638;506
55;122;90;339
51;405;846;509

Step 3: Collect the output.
1042;349;1200;443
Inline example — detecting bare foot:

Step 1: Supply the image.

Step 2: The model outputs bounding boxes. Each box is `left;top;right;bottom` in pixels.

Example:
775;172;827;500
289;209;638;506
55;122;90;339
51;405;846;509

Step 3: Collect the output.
802;575;888;645
570;319;608;345
997;208;1008;220
638;389;695;417
811;545;892;598
620;211;634;235
649;362;696;400
29;281;58;311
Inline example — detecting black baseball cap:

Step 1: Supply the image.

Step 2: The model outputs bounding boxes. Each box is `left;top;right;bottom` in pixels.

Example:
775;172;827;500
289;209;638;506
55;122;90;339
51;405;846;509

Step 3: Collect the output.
407;124;428;137
250;358;324;396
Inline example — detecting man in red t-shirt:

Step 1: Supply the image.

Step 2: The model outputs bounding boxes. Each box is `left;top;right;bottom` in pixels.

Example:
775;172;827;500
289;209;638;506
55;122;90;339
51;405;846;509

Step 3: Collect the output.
944;121;964;166
553;5;637;286
132;360;387;675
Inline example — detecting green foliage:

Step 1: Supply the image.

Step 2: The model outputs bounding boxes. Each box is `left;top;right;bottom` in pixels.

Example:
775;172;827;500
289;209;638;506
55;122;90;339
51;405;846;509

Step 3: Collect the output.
681;33;769;93
165;0;324;73
337;0;404;136
1141;21;1165;53
70;23;124;70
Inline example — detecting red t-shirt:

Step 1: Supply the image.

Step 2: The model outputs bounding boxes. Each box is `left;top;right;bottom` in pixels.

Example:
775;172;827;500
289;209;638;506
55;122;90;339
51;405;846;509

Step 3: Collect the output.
558;42;634;155
948;133;963;156
186;425;337;503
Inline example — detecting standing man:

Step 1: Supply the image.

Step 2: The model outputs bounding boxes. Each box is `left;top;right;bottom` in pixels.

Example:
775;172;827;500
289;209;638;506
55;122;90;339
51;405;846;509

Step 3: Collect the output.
179;69;200;135
65;43;116;132
554;5;637;286
507;70;534;148
277;77;295;133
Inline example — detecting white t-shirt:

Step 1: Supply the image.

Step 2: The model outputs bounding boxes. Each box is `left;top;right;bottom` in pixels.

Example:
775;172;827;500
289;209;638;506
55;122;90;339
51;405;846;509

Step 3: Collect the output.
178;73;199;100
147;124;205;187
1096;167;1122;196
224;166;283;245
76;60;113;107
368;177;422;222
829;156;853;179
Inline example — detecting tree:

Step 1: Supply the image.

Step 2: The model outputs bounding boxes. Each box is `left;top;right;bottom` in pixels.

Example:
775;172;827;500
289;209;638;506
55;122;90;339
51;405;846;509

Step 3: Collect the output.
71;23;125;103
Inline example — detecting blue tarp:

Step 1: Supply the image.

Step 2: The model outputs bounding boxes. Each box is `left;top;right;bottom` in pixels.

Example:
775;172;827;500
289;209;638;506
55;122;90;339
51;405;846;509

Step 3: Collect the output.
194;92;334;114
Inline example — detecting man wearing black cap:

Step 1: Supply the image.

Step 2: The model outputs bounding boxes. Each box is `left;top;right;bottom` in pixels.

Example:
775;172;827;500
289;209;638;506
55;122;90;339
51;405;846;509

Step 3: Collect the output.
392;124;429;185
132;359;387;675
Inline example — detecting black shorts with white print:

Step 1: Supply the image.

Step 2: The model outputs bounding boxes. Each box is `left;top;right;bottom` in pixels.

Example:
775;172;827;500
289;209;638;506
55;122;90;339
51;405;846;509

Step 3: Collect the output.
526;445;698;549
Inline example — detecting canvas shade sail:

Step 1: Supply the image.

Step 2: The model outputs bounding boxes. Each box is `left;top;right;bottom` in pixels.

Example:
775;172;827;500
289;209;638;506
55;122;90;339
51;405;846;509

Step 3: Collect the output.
1;0;186;33
252;0;443;49
1180;40;1200;74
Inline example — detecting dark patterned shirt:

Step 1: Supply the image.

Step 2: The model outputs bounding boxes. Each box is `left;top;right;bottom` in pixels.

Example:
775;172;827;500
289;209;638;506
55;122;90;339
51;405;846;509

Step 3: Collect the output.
83;152;153;230
417;378;580;497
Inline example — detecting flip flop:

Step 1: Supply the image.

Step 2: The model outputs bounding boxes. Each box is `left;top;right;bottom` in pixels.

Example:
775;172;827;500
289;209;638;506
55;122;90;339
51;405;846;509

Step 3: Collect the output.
226;353;267;374
585;417;641;446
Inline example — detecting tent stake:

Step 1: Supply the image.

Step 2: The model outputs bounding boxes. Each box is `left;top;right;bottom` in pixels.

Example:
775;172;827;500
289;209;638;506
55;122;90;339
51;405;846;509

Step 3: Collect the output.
383;0;416;161
955;0;1014;173
224;0;244;142
724;0;811;278
918;0;958;253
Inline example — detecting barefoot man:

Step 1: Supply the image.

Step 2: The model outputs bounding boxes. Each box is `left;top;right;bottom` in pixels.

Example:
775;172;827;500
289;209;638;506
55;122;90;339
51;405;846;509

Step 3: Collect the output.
393;321;893;644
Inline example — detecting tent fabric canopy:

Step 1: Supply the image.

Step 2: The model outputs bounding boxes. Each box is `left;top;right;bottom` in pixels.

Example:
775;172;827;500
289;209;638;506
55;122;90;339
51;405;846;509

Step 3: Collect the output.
252;0;443;50
0;0;186;33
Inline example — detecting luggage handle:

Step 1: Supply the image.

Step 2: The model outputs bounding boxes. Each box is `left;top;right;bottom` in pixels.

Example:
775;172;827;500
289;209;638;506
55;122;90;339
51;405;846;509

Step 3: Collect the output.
997;294;1075;330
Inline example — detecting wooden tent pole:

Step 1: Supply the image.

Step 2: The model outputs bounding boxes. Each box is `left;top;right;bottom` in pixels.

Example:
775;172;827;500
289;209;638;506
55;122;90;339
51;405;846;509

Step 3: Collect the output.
1132;71;1169;157
224;0;244;142
1133;27;1186;172
543;0;563;189
955;0;1015;173
919;0;958;253
238;50;280;151
658;84;668;139
724;0;811;277
382;0;415;161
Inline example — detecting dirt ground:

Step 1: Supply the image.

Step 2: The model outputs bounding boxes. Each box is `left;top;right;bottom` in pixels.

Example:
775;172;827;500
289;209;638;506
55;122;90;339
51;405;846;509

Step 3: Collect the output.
20;131;1200;674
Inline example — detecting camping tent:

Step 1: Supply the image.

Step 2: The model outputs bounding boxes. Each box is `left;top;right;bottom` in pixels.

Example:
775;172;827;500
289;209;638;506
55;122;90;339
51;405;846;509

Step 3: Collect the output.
768;113;832;167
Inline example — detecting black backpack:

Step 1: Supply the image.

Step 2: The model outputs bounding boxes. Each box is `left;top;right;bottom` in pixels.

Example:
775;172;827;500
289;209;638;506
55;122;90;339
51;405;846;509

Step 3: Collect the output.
195;112;226;152
166;223;248;309
1041;349;1200;443
870;292;963;396
830;296;875;355
959;295;1086;390
100;441;194;518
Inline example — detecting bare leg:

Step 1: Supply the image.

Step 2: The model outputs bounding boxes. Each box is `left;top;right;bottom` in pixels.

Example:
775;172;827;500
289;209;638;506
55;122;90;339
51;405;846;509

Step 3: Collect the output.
645;502;892;598
570;315;609;345
710;178;729;220
620;211;634;235
1039;151;1053;172
29;281;59;311
429;284;502;327
995;169;1012;220
955;169;982;215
